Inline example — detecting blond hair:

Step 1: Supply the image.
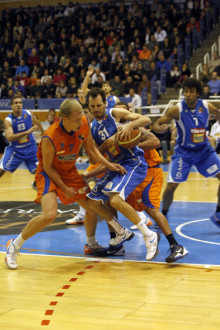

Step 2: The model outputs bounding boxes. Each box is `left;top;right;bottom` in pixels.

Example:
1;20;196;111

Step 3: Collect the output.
60;99;82;118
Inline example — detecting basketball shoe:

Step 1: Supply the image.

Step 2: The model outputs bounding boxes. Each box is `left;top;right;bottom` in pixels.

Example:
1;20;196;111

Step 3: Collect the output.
109;228;135;247
84;242;107;255
165;244;189;263
93;244;125;257
145;232;160;261
210;212;220;228
66;213;84;225
5;239;19;270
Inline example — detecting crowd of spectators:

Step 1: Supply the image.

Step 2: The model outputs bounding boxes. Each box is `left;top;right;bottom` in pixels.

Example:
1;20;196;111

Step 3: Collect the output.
0;0;218;102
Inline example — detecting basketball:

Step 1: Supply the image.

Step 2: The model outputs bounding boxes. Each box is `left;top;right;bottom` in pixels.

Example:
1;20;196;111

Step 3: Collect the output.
116;128;142;149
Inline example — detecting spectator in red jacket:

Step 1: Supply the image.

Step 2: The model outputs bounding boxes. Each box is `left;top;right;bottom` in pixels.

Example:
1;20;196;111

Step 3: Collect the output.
52;66;67;86
27;48;40;68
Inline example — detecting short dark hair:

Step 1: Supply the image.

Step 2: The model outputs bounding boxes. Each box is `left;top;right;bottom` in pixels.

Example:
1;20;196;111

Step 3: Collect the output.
102;81;111;87
87;88;106;103
11;94;22;104
114;101;129;110
182;78;203;95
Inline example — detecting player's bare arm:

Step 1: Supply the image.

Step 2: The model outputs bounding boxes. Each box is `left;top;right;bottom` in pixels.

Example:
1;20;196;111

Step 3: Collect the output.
4;118;39;142
82;164;107;182
32;114;44;135
138;129;161;150
208;102;220;120
153;105;179;133
41;137;76;198
83;130;127;175
81;66;94;95
112;108;151;140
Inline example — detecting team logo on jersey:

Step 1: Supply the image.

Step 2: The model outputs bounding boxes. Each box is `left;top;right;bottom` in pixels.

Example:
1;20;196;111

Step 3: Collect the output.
58;154;76;161
198;107;204;113
78;135;85;141
24;114;27;118
207;164;218;174
103;113;108;120
191;128;206;143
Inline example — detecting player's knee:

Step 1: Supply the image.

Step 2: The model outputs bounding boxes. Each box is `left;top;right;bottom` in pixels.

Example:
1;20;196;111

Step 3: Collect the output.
109;194;121;209
166;183;178;192
43;210;57;224
86;198;99;211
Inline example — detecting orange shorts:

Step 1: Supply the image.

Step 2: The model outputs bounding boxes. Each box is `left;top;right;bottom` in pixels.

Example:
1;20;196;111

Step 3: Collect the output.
126;166;163;211
35;170;90;205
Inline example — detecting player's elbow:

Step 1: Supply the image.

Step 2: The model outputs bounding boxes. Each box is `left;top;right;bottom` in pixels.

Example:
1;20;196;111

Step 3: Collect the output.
155;139;161;149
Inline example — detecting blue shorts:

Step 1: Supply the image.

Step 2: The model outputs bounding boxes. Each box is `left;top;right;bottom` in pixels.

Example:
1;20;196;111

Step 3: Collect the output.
167;144;220;183
0;145;38;174
87;156;148;203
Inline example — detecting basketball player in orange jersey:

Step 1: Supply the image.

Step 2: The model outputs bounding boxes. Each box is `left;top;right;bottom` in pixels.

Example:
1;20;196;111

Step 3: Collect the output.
83;126;189;263
5;98;131;270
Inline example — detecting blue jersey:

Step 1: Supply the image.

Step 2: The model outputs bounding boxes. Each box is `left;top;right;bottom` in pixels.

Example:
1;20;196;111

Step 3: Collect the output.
176;99;209;149
5;109;37;149
106;95;117;109
91;108;144;163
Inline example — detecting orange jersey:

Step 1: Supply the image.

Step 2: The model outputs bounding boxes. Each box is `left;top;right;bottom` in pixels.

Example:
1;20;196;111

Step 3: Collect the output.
35;115;90;205
36;115;90;177
144;148;161;168
126;148;162;211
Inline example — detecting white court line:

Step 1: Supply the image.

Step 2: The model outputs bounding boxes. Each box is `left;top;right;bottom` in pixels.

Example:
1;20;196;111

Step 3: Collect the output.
176;218;220;245
0;251;220;268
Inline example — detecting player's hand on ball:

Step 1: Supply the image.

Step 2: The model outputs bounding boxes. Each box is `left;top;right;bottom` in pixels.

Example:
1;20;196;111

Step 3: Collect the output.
117;122;133;140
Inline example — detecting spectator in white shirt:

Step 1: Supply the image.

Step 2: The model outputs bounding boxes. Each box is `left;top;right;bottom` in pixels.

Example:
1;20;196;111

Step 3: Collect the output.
154;25;167;45
126;88;142;111
91;68;106;85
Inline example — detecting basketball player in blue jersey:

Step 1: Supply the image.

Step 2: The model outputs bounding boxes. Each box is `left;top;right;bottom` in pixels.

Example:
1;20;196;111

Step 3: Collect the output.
101;81;120;109
153;78;220;228
0;95;43;178
86;88;160;261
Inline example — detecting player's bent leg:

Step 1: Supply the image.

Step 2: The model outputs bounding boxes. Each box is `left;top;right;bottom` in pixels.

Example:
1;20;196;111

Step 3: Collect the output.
162;182;179;215
79;198;109;255
5;192;58;270
145;207;172;236
21;192;58;240
145;207;189;262
109;194;160;260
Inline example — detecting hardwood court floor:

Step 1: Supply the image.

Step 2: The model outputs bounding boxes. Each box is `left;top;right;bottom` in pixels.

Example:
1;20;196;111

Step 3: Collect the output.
0;168;220;329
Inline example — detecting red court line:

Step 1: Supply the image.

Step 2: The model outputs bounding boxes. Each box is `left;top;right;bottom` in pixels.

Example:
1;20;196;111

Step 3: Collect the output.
41;261;99;326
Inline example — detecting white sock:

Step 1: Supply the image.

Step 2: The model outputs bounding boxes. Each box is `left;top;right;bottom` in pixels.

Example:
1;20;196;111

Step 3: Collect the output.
108;218;124;235
136;220;153;238
87;236;97;247
13;234;25;250
137;211;148;221
79;206;86;217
